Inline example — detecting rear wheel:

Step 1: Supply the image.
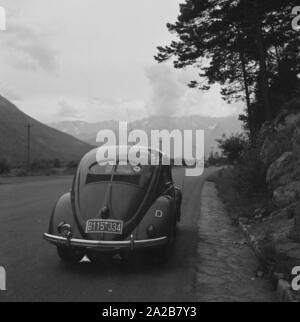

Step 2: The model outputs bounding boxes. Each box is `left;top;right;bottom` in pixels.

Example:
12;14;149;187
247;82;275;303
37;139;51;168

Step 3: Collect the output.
159;231;175;262
152;217;177;264
57;247;84;264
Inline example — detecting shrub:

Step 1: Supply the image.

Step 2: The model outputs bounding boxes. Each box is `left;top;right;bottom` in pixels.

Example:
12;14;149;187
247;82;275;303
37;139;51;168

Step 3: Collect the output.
53;158;61;168
67;160;78;169
217;133;269;198
217;133;248;164
31;159;54;170
233;144;269;196
12;168;28;177
0;159;11;174
45;169;59;176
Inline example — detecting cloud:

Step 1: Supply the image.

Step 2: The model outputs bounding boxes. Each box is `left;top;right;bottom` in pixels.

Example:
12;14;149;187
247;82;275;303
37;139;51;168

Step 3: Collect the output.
145;64;185;116
0;83;22;101
56;100;82;120
85;97;147;122
0;0;241;124
1;23;59;72
15;96;148;124
145;64;242;118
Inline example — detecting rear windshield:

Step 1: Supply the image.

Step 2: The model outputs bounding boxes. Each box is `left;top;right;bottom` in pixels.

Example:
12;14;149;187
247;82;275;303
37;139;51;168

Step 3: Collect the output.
89;163;114;175
88;163;142;175
85;162;150;185
116;164;142;174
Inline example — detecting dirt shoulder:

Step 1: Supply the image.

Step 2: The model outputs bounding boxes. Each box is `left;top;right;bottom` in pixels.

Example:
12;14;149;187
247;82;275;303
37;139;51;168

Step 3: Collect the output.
196;181;276;302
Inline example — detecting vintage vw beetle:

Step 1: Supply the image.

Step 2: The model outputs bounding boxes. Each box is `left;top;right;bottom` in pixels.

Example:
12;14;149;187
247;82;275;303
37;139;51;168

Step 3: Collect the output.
44;146;182;264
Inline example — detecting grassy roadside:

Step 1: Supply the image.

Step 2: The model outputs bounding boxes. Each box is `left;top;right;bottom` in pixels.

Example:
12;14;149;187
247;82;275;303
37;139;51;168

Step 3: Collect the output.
0;167;75;185
0;174;73;185
208;167;273;224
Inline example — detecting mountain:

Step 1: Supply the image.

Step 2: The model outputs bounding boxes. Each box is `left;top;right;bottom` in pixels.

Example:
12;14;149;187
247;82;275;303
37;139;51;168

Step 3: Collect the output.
47;120;120;147
49;115;243;157
0;95;93;165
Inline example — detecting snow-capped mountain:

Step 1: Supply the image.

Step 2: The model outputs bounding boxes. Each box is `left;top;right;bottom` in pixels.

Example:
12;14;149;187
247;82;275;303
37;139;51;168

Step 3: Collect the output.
48;115;243;157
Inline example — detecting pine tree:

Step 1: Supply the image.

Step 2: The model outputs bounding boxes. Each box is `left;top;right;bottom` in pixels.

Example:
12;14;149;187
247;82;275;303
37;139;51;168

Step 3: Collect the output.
155;0;300;132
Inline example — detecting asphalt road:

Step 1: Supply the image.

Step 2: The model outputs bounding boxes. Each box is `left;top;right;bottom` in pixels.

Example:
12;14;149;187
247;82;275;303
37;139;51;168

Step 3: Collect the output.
0;168;217;302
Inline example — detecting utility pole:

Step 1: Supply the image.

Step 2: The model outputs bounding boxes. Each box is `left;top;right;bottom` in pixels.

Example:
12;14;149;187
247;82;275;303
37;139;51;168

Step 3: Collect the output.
25;123;34;173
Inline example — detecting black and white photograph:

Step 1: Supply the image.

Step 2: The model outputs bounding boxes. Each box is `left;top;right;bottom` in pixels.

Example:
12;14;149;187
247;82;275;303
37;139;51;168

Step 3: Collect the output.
0;0;300;305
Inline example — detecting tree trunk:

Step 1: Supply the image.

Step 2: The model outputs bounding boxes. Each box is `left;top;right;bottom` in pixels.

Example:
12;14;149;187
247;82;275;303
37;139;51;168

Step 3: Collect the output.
239;49;253;136
253;0;272;121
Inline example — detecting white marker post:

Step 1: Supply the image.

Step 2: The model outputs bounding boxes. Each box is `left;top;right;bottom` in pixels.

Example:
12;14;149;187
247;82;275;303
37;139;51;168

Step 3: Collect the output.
292;6;300;31
292;266;300;292
0;6;6;31
0;266;6;291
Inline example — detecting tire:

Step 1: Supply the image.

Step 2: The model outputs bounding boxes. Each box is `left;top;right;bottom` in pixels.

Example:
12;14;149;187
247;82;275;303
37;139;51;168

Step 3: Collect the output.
176;207;182;223
155;217;177;264
57;246;84;264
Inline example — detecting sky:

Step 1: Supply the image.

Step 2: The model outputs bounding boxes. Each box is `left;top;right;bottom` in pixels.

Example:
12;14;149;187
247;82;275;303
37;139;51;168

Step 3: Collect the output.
0;0;242;123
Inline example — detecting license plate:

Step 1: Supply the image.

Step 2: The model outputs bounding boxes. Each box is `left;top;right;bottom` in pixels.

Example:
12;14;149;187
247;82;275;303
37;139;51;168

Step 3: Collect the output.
86;219;123;235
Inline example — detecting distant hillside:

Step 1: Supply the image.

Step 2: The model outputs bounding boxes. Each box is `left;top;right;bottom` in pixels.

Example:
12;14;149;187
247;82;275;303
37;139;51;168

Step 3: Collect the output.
49;115;243;157
0;95;93;165
47;120;120;147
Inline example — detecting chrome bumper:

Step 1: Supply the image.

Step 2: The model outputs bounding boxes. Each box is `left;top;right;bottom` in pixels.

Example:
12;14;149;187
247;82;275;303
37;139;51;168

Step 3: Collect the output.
43;233;168;251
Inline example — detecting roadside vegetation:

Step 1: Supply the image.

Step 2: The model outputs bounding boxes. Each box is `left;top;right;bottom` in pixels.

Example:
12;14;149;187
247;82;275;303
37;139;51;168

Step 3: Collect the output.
0;159;79;178
212;134;273;223
0;158;11;175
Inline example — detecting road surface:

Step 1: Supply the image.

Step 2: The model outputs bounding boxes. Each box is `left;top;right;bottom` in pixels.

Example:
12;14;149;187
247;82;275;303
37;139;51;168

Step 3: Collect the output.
0;169;275;302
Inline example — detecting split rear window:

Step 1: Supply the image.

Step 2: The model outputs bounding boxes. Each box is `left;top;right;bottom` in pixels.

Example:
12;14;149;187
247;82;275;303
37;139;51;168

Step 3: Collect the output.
85;163;149;185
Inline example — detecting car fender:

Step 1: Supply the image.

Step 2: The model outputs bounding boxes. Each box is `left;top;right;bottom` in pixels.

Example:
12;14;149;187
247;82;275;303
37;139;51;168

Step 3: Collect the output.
136;196;176;240
48;193;81;238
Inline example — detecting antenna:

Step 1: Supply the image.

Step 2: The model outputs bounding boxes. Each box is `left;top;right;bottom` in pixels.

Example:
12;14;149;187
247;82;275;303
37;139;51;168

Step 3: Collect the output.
24;123;34;173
